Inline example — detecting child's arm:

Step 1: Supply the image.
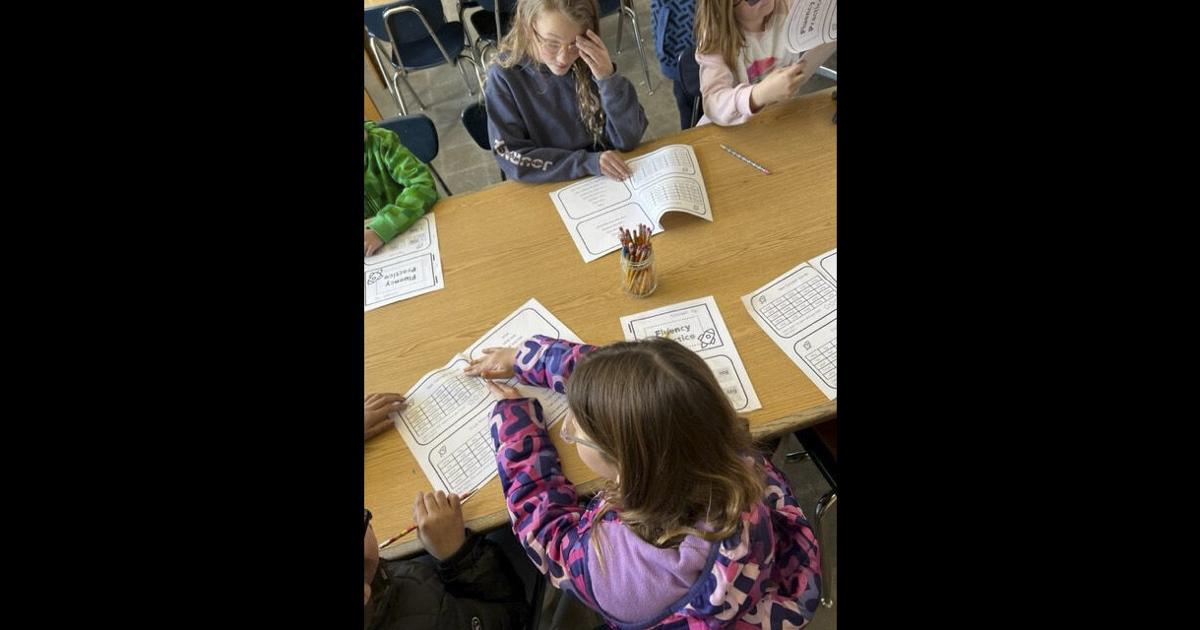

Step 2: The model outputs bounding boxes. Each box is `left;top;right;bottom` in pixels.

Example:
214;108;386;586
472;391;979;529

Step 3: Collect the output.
367;138;439;243
696;51;757;126
488;396;598;605
512;335;598;393
595;73;648;152
436;531;529;606
485;70;603;183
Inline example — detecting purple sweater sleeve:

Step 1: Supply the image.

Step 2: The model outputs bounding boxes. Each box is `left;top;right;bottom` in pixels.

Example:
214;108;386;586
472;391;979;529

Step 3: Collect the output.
511;335;598;393
487;336;602;601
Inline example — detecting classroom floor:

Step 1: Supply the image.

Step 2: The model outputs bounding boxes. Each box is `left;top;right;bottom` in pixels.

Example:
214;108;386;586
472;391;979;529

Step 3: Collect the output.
364;0;837;197
365;3;837;626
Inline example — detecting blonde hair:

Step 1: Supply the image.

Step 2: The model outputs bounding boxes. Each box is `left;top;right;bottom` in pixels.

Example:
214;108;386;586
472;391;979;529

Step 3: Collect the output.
567;338;766;559
695;0;789;73
495;0;606;145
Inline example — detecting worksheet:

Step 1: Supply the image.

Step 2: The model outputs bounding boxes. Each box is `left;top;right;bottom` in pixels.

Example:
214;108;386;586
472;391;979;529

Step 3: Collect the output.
549;144;713;262
741;248;836;399
364;214;445;312
619;296;762;413
784;0;837;53
391;298;581;495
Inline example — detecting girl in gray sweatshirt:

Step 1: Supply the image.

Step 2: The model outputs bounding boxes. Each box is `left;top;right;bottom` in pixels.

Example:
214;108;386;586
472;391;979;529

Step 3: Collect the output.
485;0;649;183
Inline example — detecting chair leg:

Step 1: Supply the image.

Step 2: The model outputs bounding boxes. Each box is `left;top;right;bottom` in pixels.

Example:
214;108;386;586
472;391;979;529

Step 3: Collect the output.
455;56;480;98
784;449;810;463
398;74;427;111
814;490;837;608
615;1;626;55
429;163;453;196
623;5;654;94
370;38;407;115
453;54;482;97
388;71;409;115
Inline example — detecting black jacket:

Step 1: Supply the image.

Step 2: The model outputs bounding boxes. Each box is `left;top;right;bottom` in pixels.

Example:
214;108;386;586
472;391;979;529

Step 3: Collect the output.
365;530;530;630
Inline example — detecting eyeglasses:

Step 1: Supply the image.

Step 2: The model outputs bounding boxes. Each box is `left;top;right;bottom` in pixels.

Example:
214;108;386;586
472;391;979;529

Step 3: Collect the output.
560;413;605;453
532;28;579;56
363;508;373;538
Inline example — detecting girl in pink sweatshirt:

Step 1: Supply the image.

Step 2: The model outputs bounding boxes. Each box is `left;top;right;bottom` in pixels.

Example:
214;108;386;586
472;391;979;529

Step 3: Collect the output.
694;0;836;126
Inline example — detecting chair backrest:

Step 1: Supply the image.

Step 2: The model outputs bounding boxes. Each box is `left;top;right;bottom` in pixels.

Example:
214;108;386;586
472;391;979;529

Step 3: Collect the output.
461;102;491;151
478;0;518;14
373;0;446;44
677;45;700;101
376;114;440;164
597;0;621;17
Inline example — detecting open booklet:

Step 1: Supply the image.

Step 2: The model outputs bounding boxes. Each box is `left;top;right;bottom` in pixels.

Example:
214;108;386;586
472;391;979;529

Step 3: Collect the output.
389;298;581;495
549;144;713;263
741;248;836;399
784;0;837;53
364;214;445;312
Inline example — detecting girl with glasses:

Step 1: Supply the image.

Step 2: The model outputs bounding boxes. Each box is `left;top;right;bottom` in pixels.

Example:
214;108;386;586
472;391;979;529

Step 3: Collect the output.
465;335;822;628
485;0;648;182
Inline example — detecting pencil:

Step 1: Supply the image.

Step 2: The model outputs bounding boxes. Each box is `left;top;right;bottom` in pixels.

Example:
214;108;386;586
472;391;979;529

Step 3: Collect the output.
720;144;770;175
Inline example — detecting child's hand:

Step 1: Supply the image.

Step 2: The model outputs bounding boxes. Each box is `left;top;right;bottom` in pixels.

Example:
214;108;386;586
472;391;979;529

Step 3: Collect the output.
412;490;467;560
483;379;524;401
576;29;614;79
365;229;385;257
600;151;632;181
365;393;406;440
750;61;808;110
463;347;518;379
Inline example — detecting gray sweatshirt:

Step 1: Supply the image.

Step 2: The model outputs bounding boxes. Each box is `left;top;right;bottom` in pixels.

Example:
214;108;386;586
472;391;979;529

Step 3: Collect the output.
485;59;648;182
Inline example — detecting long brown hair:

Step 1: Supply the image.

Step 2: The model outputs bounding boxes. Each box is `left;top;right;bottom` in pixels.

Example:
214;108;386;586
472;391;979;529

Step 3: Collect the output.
567;337;765;552
695;0;790;74
495;0;606;145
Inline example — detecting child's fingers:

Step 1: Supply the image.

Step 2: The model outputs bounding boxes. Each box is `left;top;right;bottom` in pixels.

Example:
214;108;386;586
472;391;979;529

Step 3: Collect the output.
449;493;462;511
412;491;428;522
615;156;632;177
376;393;405;406
465;358;497;375
365;420;391;439
605;153;631;178
577;45;597;68
483;379;507;396
422;490;440;515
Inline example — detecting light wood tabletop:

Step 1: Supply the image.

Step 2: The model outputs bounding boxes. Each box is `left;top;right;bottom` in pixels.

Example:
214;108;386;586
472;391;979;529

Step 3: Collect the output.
367;87;838;558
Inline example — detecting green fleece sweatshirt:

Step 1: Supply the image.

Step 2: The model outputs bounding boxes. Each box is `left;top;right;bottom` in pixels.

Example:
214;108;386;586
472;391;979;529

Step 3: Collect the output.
364;121;439;242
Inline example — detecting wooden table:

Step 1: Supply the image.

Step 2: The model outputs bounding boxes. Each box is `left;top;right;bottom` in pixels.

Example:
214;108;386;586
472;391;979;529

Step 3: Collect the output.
364;88;383;121
366;88;838;558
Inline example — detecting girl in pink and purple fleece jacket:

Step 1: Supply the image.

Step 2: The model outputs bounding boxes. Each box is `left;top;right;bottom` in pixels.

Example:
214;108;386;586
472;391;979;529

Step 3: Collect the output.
465;334;821;629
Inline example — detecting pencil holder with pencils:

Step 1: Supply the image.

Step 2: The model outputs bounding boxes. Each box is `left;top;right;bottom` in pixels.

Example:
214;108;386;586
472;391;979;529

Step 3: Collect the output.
619;224;657;298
